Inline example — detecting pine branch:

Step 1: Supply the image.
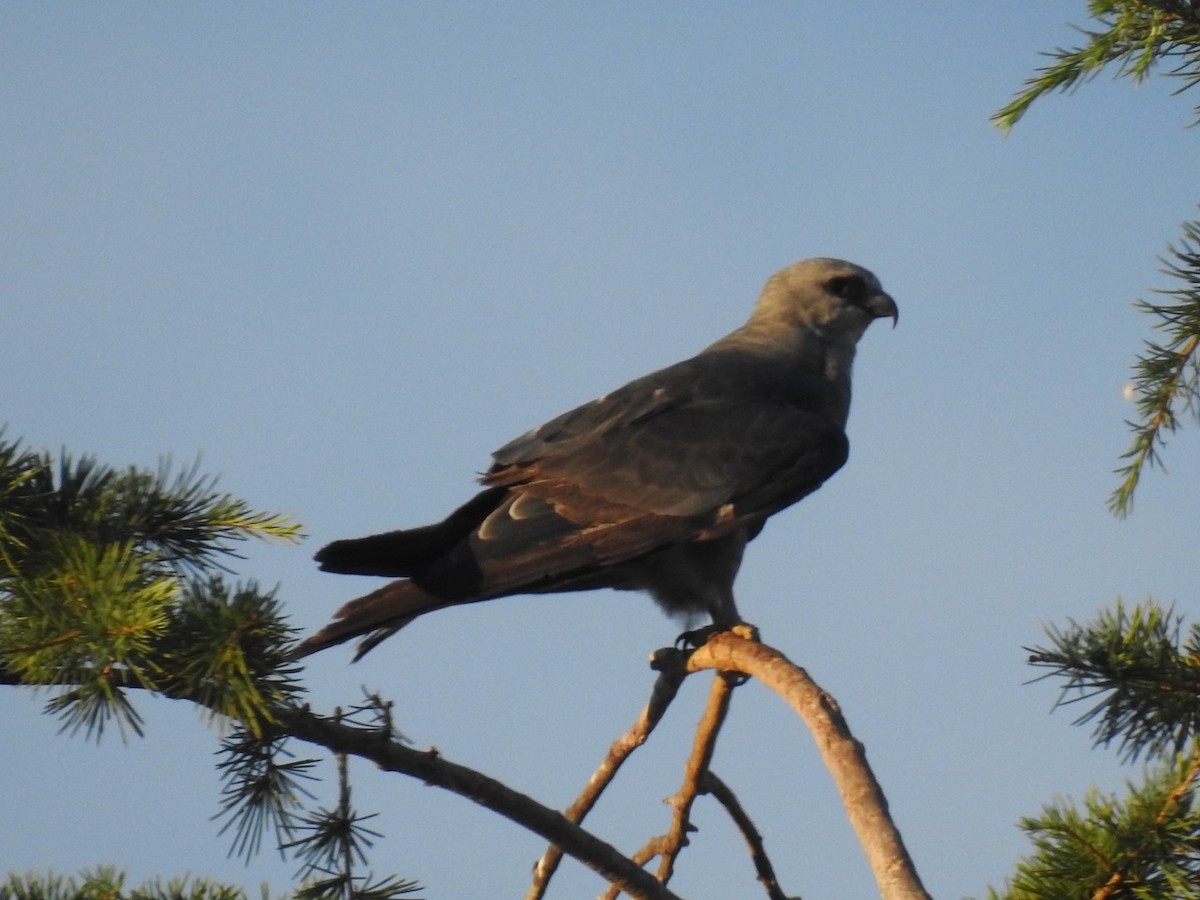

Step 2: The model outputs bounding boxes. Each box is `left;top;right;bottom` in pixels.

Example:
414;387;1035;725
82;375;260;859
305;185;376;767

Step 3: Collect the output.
1027;599;1200;760
995;603;1200;896
990;747;1200;899
1;575;304;740
215;729;317;862
0;439;305;739
990;5;1200;515
90;457;303;576
284;704;423;900
0;441;302;584
158;578;305;733
992;0;1200;133
1110;223;1200;515
5;614;923;898
0;866;278;900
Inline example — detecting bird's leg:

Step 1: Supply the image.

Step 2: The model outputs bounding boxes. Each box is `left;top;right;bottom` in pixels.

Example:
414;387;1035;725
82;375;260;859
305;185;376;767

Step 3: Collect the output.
675;579;758;649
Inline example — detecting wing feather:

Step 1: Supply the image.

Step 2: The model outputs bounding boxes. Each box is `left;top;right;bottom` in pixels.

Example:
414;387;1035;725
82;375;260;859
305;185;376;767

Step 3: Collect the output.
485;347;847;520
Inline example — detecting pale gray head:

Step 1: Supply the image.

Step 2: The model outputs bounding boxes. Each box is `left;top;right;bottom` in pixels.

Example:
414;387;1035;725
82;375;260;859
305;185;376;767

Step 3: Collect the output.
751;257;898;340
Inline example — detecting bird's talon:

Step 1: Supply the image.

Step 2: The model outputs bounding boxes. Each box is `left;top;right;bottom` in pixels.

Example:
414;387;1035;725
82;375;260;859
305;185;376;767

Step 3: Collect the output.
675;624;723;649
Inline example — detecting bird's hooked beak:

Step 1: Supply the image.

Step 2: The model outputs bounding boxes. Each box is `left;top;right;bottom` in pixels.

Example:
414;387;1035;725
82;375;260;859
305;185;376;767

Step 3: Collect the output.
866;291;899;328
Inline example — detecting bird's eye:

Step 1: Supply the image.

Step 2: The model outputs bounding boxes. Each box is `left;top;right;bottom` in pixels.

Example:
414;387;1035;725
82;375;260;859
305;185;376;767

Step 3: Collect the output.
826;275;864;302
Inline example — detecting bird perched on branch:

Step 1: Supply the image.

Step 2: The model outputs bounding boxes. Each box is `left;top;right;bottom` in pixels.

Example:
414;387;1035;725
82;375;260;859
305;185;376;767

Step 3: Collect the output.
296;257;897;660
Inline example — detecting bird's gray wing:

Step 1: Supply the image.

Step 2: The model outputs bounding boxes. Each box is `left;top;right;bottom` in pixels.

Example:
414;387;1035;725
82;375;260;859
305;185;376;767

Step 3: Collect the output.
407;393;844;602
485;348;847;520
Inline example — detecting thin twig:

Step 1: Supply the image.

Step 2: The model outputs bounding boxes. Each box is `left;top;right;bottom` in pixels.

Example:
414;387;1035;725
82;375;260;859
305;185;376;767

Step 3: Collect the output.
334;708;353;900
526;649;689;900
703;771;793;900
655;670;738;885
604;669;738;900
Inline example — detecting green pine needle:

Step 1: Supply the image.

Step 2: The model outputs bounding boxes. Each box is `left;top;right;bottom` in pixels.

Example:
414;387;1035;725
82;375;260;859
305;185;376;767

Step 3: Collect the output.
1109;224;1200;515
992;5;1200;516
1027;599;1200;761
993;1;1200;133
0;438;304;740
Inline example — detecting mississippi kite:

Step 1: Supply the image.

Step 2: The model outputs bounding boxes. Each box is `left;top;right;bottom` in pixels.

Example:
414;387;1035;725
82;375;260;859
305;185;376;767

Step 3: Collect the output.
296;258;897;659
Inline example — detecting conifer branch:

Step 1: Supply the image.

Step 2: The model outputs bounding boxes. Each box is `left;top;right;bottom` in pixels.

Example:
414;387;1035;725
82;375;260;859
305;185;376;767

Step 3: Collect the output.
1110;224;1200;515
993;6;1200;514
1027;599;1200;760
991;747;1200;898
0;440;304;739
283;706;423;899
992;1;1200;133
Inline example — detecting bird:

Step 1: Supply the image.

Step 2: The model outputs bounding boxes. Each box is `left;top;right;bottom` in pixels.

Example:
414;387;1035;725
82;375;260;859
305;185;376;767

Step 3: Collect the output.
295;257;897;660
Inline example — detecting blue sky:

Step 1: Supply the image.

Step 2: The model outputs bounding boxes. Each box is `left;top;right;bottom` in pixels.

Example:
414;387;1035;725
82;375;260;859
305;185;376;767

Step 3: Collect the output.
3;3;1199;897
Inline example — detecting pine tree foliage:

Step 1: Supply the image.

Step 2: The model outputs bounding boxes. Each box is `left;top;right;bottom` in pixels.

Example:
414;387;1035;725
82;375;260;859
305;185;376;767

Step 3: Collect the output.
993;755;1200;899
0;438;424;898
988;601;1200;899
0;863;419;900
994;0;1200;515
214;730;318;862
992;9;1200;891
1111;229;1200;515
1031;601;1200;761
992;0;1200;133
0;866;273;900
990;8;1200;897
0;436;303;738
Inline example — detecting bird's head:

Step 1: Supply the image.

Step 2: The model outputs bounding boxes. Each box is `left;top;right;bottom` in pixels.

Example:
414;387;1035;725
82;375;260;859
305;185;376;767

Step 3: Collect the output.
752;258;898;343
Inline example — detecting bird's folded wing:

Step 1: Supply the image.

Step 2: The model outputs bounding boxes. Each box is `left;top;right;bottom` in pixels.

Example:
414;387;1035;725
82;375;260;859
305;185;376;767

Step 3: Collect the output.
486;393;849;522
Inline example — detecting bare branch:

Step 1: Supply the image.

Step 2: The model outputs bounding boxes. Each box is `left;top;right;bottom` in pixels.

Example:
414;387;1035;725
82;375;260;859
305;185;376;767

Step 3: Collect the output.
607;665;740;899
655;670;738;884
703;771;794;900
686;630;930;900
280;705;683;900
526;648;688;900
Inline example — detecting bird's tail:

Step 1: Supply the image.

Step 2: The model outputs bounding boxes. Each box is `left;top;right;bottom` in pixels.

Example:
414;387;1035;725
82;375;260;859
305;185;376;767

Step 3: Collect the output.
314;487;507;577
291;579;447;661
